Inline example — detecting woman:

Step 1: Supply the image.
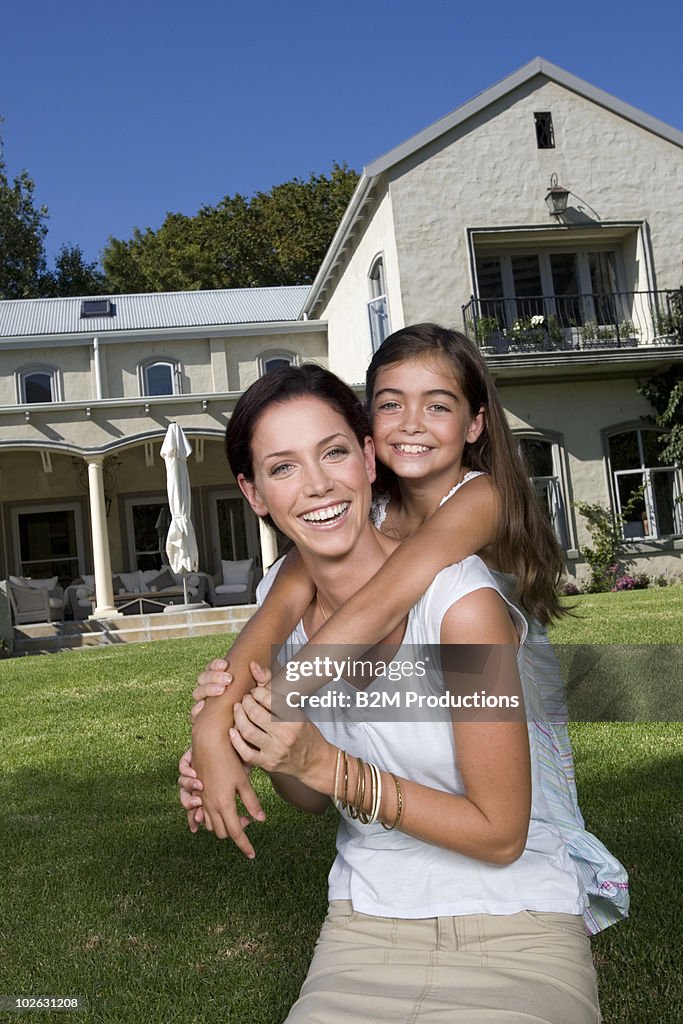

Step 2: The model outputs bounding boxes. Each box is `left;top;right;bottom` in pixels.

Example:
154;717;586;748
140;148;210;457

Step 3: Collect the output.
188;362;601;1023
184;325;627;937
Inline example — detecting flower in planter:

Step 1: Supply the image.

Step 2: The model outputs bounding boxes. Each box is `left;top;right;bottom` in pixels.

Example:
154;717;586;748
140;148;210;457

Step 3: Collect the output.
530;315;545;327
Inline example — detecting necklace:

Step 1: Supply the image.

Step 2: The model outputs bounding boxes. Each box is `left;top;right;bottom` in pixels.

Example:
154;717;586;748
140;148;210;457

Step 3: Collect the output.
317;593;329;622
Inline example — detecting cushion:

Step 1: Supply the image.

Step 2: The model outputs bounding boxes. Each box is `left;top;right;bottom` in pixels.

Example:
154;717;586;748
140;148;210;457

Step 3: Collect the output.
82;574;95;587
9;575;29;588
221;559;253;586
147;568;176;591
118;571;142;594
75;586;93;600
215;583;249;595
27;576;59;591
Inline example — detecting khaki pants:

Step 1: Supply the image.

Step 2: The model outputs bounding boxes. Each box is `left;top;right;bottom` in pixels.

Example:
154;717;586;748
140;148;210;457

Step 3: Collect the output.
284;901;600;1023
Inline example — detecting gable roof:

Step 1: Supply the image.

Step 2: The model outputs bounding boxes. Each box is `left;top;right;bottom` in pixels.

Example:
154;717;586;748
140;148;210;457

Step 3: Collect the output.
302;57;683;318
0;285;311;340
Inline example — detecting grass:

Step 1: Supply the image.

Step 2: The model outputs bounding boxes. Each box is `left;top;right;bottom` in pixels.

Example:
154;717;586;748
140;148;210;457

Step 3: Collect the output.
0;590;681;1023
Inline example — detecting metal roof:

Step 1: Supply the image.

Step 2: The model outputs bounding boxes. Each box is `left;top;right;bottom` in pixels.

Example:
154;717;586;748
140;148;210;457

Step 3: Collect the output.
0;286;311;339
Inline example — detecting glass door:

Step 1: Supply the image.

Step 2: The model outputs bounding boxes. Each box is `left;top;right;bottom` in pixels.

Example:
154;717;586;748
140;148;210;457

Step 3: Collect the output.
14;505;83;586
209;492;260;576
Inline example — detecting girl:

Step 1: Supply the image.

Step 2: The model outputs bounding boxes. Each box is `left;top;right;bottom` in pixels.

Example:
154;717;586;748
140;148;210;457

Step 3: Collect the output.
184;324;627;934
190;361;601;1022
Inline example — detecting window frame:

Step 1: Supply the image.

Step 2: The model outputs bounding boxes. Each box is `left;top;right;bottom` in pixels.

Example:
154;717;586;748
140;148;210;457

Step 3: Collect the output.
258;351;298;376
367;253;390;353
138;357;181;398
514;430;574;552
17;365;62;405
606;425;683;541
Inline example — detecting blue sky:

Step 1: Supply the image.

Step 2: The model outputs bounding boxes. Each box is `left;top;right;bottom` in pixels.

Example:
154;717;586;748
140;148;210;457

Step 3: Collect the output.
2;0;682;267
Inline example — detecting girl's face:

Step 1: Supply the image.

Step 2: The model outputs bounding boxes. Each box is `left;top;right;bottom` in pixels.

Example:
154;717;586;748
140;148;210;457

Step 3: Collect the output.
370;356;484;491
237;396;376;563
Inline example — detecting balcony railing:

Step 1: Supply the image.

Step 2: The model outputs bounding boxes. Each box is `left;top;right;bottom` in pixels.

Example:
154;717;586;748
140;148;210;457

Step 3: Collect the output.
462;288;683;354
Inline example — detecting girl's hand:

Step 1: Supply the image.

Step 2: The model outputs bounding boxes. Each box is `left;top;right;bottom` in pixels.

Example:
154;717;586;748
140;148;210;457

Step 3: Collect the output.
190;658;233;721
177;747;206;833
229;662;333;790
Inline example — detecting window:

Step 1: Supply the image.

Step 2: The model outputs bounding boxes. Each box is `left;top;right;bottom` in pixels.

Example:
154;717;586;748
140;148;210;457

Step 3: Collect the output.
140;359;179;397
11;503;84;587
260;352;296;375
534;112;555;149
125;498;171;571
81;298;114;318
474;247;624;329
18;366;60;404
518;436;569;548
368;255;390;352
608;429;682;539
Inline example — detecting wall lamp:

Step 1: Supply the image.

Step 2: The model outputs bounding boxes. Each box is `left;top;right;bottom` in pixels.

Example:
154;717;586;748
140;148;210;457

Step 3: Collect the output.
545;173;570;217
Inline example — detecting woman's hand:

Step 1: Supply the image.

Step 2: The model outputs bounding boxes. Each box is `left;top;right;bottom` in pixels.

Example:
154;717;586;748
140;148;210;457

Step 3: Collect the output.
229;663;335;793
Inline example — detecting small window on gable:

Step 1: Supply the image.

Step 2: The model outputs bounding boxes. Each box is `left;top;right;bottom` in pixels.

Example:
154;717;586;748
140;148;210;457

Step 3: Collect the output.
260;352;296;375
81;298;114;318
534;112;555;149
142;360;177;397
19;367;59;404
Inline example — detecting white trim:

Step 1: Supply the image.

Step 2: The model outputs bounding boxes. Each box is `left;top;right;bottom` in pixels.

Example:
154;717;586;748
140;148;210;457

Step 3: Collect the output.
10;500;85;580
123;494;169;572
207;489;260;575
138;357;181;397
16;364;62;404
258;350;298;376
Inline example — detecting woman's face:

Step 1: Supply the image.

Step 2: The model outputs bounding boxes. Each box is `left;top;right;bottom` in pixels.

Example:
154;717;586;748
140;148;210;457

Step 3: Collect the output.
237;396;376;562
370;356;484;491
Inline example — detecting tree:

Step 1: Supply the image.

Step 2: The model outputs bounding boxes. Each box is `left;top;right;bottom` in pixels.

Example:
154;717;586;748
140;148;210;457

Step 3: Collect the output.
0;137;48;299
637;364;683;467
103;163;359;293
40;243;106;297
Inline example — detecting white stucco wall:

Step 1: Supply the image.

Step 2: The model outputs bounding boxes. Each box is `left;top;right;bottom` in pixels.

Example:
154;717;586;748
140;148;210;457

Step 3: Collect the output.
382;76;683;327
0;345;93;405
318;190;403;385
227;328;327;391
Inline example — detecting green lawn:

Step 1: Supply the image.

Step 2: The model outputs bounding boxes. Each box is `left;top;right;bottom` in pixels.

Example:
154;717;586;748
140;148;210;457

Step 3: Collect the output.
0;590;681;1023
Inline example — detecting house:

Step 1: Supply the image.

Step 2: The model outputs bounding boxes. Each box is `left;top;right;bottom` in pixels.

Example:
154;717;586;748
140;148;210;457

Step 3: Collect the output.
0;57;681;628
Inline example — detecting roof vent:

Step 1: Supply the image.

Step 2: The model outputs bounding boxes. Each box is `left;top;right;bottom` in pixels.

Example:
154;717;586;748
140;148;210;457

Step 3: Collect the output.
81;298;115;318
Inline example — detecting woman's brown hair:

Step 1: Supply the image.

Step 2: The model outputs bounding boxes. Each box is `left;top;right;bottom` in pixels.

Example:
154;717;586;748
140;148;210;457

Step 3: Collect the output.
366;323;566;624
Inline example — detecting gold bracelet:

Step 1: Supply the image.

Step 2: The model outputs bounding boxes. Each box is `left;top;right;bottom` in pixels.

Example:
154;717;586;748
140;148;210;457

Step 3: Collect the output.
348;756;364;819
333;747;342;809
381;772;404;831
341;749;349;812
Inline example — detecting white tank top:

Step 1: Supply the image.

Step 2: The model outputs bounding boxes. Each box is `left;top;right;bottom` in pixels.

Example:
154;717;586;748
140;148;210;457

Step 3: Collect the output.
257;558;586;920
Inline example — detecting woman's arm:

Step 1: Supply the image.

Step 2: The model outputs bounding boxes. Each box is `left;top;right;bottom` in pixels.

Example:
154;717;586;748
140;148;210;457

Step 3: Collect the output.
231;587;531;866
191;547;315;853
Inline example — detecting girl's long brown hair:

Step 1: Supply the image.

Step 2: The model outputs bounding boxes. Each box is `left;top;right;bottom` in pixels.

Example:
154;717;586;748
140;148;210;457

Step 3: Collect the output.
366;323;566;624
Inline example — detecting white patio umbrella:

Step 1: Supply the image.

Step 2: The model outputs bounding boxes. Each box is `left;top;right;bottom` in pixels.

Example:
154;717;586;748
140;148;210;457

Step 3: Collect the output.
161;422;199;606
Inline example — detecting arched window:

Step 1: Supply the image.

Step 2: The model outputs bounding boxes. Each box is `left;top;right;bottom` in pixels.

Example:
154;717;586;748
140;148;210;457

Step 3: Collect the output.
608;427;682;539
140;359;179;397
368;254;390;352
18;366;60;404
518;435;570;548
259;351;296;376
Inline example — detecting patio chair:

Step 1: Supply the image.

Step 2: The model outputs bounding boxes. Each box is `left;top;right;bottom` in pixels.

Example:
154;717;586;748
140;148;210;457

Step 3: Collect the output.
8;577;65;624
209;558;254;606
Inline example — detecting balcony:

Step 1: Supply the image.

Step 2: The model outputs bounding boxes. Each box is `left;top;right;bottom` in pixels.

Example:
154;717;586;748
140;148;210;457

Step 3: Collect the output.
462;288;683;355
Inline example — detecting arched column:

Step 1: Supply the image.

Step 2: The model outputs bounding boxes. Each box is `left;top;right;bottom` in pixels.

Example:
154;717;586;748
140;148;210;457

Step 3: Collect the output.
86;456;119;617
258;518;279;574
